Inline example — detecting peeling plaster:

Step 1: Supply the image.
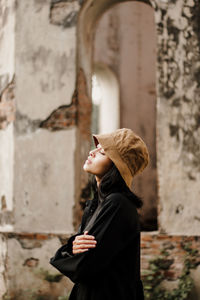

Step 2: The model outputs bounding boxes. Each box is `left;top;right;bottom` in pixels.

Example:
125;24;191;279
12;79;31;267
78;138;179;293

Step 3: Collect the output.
0;74;9;95
5;237;73;298
1;195;7;210
40;91;77;130
50;0;80;27
0;76;15;129
23;257;39;267
14;110;42;136
15;0;76;120
155;0;200;178
155;0;200;235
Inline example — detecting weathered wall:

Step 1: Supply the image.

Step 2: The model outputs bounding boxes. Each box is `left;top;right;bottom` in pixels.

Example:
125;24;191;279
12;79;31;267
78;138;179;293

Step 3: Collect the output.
13;0;78;233
5;233;73;299
0;0;15;229
15;0;76;119
0;0;15;93
14;129;75;233
0;0;16;296
153;0;200;235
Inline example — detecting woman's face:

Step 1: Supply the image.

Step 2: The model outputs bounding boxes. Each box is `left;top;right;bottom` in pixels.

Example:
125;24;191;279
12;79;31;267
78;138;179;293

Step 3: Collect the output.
83;143;113;178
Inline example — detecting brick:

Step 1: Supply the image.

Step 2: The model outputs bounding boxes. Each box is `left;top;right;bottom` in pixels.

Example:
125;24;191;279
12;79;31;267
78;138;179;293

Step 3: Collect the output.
141;235;153;242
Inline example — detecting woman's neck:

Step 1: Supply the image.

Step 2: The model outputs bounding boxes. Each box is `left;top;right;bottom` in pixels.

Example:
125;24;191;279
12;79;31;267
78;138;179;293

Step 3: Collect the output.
95;176;101;187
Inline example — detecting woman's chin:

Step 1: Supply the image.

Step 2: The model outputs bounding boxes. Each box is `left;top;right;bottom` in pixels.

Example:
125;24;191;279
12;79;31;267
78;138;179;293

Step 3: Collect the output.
83;163;90;172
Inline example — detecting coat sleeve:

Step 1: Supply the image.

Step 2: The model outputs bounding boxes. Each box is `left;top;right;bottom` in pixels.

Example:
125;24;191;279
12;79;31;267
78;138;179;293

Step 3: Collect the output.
49;193;140;283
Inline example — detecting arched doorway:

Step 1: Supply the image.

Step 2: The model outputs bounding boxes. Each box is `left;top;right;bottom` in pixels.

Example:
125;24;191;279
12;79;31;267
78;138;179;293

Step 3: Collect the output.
75;0;157;231
93;1;157;230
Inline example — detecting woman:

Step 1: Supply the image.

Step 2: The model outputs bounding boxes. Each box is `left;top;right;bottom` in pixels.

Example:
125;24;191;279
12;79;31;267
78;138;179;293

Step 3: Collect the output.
50;128;149;300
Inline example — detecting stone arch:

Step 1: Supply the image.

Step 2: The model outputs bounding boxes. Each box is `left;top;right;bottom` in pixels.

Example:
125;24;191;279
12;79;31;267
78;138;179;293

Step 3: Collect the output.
74;0;155;229
77;0;152;94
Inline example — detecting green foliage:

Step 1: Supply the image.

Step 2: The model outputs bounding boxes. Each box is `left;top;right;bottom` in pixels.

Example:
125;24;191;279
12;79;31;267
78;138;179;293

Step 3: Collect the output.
34;268;63;283
43;271;63;283
142;243;200;300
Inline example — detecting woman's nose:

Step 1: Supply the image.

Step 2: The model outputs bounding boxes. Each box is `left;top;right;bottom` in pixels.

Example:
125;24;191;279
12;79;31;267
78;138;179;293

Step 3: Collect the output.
89;149;96;157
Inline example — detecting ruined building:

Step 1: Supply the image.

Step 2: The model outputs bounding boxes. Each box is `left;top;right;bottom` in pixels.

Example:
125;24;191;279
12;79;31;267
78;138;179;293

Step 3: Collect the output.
0;0;200;299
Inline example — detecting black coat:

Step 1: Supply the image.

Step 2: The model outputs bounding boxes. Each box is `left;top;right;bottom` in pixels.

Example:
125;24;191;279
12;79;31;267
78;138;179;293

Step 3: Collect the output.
50;192;144;300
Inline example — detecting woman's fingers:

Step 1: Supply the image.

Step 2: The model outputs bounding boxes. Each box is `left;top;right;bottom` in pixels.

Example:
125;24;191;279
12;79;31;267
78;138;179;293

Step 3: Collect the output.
74;239;97;245
73;249;88;254
72;232;97;254
73;243;96;249
73;240;97;248
76;234;95;241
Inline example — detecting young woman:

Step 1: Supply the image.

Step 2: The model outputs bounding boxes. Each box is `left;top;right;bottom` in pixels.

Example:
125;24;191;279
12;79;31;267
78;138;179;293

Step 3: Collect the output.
50;128;149;300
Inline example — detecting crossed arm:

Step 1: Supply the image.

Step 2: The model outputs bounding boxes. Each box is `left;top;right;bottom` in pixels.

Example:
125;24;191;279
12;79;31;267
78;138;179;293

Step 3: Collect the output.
50;193;139;282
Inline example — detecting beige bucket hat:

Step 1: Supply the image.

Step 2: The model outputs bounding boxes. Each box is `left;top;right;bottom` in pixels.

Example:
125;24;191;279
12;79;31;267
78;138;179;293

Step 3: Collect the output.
93;128;149;190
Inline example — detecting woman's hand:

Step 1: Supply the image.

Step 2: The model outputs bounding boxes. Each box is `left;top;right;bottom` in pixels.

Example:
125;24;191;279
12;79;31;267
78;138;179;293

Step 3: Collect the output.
72;231;97;255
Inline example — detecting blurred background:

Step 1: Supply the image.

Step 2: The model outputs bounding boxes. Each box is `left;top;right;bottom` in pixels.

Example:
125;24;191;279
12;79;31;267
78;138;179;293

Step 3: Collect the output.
0;0;200;299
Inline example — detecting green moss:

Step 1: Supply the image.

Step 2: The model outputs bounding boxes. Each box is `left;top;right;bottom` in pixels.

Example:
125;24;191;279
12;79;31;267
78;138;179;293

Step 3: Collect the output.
34;268;63;283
